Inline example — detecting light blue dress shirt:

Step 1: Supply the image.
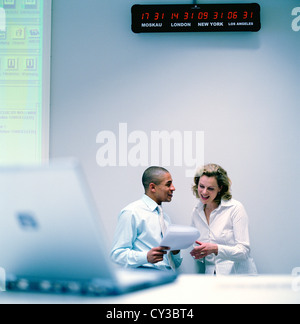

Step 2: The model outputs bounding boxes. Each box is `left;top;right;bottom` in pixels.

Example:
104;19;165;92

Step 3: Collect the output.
111;195;182;271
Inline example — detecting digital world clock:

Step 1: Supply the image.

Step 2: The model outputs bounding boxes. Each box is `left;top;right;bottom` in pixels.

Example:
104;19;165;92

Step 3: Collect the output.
132;3;261;33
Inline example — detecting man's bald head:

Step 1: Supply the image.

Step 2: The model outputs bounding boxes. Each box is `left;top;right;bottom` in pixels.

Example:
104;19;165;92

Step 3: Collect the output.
142;166;170;193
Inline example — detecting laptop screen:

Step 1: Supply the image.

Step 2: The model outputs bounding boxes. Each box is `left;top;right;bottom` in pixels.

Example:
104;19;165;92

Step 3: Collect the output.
0;162;115;284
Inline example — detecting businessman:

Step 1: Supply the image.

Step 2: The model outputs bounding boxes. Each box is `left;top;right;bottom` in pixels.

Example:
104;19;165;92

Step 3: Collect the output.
111;167;182;271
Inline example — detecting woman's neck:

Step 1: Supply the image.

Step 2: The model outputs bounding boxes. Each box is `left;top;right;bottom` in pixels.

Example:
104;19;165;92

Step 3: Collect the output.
204;201;219;212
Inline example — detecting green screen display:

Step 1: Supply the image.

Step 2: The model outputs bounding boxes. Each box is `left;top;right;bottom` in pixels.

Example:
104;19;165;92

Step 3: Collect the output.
0;0;51;164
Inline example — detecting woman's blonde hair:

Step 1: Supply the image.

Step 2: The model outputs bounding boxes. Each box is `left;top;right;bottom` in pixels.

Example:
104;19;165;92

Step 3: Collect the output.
192;164;232;203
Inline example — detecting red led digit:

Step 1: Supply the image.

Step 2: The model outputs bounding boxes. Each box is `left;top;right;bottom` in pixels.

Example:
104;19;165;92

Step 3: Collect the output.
228;11;238;19
198;12;209;20
141;13;149;20
184;12;194;20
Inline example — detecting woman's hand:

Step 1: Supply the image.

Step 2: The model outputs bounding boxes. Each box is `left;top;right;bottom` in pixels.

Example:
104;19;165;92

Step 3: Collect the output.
190;241;218;260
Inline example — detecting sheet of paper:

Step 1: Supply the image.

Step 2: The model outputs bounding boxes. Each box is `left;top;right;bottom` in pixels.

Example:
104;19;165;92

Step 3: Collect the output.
160;225;200;251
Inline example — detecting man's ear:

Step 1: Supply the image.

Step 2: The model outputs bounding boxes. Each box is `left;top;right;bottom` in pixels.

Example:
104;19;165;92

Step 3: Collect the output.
149;183;156;193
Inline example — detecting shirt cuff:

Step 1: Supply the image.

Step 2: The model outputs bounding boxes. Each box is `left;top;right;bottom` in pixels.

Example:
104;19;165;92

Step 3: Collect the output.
171;252;183;268
129;251;149;268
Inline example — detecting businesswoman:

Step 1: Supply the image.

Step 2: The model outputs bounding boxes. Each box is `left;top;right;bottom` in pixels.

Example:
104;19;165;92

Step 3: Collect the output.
190;164;257;275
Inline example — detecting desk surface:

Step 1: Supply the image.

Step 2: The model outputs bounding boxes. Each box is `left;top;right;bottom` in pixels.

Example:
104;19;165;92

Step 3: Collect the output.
0;275;299;304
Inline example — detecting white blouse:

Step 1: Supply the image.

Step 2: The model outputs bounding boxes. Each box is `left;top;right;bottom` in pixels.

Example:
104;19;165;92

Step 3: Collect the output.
192;199;257;275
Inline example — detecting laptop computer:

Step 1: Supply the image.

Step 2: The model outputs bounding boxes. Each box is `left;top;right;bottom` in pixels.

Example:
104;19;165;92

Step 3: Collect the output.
0;160;177;296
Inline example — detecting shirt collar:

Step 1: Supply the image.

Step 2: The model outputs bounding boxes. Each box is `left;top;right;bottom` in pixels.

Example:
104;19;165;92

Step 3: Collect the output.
219;199;235;207
196;199;234;211
142;194;159;212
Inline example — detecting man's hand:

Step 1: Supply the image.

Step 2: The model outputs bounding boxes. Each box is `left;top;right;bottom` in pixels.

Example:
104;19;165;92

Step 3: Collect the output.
147;247;170;264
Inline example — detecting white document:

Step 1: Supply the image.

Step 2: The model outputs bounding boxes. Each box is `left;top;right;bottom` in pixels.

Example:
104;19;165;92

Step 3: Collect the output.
160;225;200;251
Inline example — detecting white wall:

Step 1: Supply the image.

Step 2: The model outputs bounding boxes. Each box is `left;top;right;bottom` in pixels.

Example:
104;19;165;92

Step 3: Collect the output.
50;0;300;274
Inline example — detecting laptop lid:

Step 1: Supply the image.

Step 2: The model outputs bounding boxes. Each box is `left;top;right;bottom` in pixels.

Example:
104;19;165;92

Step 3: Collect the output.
0;161;118;290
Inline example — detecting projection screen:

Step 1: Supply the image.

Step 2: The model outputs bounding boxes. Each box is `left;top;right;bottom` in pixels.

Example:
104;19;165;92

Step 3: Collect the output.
0;0;51;164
